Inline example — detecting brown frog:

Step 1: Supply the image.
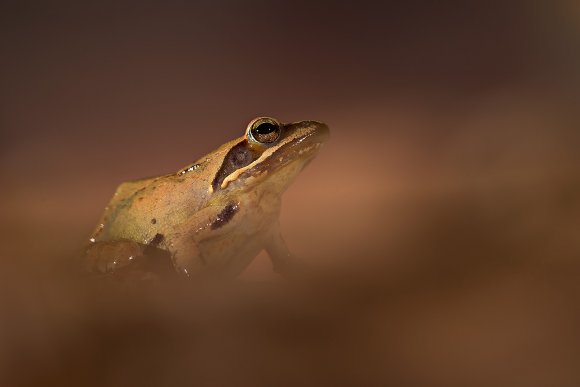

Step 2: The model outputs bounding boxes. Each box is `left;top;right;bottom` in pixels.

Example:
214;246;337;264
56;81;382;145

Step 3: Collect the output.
85;117;329;279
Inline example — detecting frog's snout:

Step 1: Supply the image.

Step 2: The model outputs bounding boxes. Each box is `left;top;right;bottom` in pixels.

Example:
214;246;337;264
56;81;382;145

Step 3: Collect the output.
307;120;330;136
289;120;330;143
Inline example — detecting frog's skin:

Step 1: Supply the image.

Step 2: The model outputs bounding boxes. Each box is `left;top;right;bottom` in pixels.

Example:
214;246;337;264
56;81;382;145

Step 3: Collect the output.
85;117;329;279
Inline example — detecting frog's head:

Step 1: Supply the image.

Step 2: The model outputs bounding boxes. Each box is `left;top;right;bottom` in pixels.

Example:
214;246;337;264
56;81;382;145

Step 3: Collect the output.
210;117;329;194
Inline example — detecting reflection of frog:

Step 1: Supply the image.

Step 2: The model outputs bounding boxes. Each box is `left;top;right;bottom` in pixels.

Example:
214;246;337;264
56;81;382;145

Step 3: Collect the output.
85;117;329;279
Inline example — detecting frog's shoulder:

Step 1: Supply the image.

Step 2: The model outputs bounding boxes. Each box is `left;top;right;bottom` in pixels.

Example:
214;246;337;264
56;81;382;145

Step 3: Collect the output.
113;177;158;200
105;176;162;214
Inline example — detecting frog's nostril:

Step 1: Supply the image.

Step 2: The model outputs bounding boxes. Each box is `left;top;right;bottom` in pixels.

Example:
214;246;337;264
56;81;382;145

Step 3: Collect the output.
301;121;330;140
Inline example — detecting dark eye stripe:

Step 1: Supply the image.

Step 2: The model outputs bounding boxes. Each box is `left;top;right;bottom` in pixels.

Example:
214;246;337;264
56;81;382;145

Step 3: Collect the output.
211;141;259;191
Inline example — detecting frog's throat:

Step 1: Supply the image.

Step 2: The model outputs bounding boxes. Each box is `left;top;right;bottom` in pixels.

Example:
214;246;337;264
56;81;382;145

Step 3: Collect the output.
214;136;323;192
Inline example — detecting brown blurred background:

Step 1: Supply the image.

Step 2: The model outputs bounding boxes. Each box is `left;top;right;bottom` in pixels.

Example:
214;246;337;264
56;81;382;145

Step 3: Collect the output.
1;1;579;386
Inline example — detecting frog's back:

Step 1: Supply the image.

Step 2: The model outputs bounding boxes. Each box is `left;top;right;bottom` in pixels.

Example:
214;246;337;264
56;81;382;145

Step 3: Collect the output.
92;169;213;244
90;176;160;242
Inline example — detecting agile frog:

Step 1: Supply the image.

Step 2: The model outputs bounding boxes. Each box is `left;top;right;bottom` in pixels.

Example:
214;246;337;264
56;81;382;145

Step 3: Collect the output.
85;117;329;279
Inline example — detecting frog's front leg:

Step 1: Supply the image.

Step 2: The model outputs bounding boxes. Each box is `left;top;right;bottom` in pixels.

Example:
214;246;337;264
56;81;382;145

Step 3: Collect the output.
168;203;246;278
265;223;306;279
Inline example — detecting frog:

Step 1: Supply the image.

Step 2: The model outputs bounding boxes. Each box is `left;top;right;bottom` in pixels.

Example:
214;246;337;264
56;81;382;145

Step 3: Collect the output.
84;117;329;280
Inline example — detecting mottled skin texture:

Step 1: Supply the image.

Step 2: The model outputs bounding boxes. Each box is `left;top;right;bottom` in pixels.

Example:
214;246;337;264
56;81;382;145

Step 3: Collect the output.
86;118;329;279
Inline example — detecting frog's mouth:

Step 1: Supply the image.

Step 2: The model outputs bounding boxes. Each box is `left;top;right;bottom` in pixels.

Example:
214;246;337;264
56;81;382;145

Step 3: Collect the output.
221;122;329;190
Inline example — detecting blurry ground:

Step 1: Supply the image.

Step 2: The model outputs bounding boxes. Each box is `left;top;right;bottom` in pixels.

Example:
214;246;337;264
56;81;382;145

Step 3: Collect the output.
1;1;580;386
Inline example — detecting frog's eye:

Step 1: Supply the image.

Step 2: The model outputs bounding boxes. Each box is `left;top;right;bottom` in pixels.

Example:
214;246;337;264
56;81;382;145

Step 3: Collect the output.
248;118;282;144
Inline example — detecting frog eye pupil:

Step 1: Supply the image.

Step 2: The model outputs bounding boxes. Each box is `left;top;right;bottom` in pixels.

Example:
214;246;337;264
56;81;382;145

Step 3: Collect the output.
255;122;276;134
250;121;281;144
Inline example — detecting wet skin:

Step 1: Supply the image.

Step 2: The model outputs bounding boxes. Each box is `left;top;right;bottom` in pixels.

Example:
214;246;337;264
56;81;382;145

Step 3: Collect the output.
85;117;329;279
